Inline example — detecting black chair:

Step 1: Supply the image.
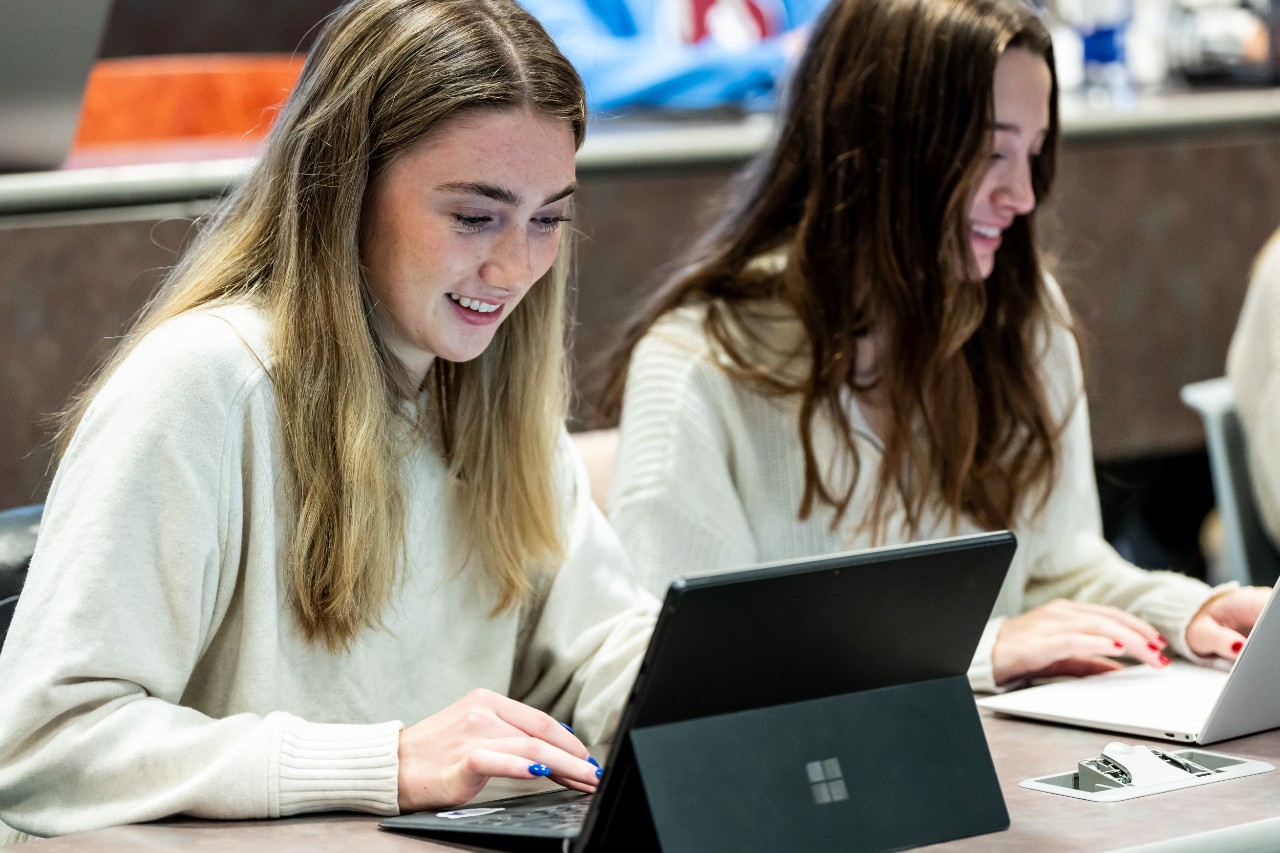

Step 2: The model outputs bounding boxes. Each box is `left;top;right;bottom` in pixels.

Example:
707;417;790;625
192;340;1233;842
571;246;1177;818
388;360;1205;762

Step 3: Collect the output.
0;503;42;651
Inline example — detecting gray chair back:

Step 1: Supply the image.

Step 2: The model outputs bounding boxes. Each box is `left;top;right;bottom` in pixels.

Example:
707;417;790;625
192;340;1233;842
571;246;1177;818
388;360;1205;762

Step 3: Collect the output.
1181;378;1280;587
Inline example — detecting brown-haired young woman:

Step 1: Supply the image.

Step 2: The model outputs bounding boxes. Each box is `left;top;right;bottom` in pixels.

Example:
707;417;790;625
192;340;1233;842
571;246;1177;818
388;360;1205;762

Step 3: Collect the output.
0;0;655;840
603;0;1266;691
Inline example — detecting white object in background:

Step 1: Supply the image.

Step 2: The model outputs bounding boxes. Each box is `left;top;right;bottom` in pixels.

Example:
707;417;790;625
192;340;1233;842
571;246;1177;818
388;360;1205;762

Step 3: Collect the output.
1128;0;1172;86
1052;22;1087;90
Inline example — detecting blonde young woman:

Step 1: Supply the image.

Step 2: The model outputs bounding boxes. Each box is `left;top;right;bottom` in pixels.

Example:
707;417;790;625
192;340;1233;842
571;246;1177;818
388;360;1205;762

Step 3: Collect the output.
603;0;1266;692
0;0;655;840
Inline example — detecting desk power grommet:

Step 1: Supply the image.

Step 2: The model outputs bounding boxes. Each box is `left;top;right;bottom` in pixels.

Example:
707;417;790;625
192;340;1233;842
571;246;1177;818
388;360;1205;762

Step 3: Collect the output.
1019;743;1274;802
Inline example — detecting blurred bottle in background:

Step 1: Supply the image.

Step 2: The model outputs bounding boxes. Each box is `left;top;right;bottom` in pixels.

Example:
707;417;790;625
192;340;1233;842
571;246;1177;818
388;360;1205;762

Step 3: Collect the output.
1052;0;1142;106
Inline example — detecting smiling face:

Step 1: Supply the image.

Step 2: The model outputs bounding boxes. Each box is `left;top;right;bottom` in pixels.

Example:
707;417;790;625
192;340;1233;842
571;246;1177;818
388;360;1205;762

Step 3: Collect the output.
967;47;1052;280
359;108;578;387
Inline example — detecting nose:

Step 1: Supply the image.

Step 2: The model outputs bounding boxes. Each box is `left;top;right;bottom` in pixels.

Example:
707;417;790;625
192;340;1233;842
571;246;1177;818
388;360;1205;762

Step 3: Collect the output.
479;226;533;292
997;159;1037;216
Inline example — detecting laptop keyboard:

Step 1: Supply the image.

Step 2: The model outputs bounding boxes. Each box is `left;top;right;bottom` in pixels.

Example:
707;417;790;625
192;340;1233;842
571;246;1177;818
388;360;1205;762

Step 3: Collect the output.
440;794;592;833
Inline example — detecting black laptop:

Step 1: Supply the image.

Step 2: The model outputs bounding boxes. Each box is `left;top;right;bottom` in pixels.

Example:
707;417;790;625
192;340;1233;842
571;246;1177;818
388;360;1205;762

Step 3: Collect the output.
380;531;1016;852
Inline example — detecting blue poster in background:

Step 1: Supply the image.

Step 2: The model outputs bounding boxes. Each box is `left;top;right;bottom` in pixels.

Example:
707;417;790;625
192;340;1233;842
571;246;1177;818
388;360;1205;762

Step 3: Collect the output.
519;0;831;113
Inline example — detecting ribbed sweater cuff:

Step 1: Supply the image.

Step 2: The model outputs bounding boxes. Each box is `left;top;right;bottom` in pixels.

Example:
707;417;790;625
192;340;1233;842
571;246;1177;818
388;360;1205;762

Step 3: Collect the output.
967;617;1004;694
0;823;33;846
274;716;402;817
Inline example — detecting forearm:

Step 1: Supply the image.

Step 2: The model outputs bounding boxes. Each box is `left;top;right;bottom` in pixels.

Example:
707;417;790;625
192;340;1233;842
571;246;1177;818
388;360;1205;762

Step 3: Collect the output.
1023;530;1221;660
0;686;401;837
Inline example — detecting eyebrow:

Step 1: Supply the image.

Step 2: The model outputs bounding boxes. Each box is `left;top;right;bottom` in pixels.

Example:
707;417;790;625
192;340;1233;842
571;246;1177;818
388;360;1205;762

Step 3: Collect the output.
437;181;577;207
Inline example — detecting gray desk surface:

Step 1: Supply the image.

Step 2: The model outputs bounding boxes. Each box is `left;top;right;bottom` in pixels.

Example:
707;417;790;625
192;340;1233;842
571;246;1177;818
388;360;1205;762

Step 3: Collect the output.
20;709;1280;851
0;86;1277;216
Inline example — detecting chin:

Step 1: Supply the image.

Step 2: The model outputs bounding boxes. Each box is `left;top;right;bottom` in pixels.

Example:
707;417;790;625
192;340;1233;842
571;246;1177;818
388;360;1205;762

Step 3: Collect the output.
438;350;488;365
438;340;497;364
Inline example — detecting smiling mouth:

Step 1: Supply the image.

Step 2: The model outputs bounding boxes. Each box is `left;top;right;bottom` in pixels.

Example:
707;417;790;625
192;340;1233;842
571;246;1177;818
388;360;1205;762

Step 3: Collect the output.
971;224;1001;239
448;293;500;314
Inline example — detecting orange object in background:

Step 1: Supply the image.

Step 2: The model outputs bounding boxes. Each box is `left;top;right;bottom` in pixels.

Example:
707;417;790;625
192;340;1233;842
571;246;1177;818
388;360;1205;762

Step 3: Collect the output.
73;53;305;148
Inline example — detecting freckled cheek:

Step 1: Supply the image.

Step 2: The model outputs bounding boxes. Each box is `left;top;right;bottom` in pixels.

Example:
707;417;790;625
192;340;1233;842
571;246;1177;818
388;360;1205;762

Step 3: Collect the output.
531;234;564;281
407;234;476;287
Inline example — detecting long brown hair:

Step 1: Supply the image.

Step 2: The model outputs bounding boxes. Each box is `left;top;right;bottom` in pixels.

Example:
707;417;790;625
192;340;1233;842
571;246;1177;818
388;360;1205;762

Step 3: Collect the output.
54;0;586;651
602;0;1065;539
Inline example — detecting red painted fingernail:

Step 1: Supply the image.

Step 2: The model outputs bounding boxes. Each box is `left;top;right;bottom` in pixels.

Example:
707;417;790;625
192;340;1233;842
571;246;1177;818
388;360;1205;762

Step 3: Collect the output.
1114;641;1124;649
1158;654;1171;666
1157;634;1168;645
1232;640;1244;653
1147;642;1161;652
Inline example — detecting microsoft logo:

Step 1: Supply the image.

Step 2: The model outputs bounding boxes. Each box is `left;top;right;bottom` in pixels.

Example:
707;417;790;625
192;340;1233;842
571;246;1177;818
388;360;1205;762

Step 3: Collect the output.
806;757;848;804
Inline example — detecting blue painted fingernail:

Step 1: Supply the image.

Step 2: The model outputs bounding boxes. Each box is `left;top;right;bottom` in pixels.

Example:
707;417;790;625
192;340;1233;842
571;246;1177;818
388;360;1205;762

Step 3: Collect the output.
587;756;600;768
560;722;575;734
595;767;603;778
529;763;551;777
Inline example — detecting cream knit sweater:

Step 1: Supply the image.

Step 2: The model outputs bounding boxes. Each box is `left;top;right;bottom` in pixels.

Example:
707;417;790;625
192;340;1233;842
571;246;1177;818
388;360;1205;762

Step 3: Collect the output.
610;292;1220;693
1228;230;1280;548
0;304;657;840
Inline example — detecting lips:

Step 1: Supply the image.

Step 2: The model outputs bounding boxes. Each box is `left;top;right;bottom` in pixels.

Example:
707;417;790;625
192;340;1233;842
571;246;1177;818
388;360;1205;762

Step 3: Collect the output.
446;291;505;326
969;223;1004;254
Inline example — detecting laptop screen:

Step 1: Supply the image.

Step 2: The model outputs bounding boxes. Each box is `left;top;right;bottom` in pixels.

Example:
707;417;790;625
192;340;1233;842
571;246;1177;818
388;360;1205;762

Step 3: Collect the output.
624;532;1015;730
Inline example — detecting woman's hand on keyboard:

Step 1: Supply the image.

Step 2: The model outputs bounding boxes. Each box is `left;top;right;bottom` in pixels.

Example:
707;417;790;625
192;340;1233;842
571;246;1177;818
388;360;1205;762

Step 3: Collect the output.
1186;585;1271;661
992;599;1169;686
395;688;601;812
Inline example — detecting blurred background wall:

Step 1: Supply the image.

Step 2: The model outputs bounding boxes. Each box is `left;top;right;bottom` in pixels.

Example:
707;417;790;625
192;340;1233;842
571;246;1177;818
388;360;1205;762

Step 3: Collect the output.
3;0;1280;580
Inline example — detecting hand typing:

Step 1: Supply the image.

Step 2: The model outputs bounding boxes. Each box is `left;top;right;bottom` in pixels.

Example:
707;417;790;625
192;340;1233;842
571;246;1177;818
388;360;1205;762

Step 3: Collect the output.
992;599;1168;686
396;688;600;812
1186;585;1271;660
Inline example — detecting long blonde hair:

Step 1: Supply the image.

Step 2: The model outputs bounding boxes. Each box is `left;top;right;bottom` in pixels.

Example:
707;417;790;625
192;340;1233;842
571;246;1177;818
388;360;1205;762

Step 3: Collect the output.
54;0;586;651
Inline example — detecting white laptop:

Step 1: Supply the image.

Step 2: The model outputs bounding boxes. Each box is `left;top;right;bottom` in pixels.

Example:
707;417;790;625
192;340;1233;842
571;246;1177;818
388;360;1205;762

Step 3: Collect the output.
979;583;1280;745
0;0;113;172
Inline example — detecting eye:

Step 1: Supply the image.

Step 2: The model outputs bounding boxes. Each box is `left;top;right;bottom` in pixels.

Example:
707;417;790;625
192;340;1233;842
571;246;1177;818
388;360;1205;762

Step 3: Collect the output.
452;214;492;233
990;145;1015;163
533;215;572;234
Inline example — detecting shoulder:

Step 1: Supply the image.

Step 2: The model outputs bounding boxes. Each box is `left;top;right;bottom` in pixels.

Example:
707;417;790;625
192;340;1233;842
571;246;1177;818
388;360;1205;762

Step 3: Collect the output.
136;302;271;369
1019;274;1086;421
131;302;269;380
54;304;280;511
1033;273;1080;361
635;302;715;361
625;303;725;403
1250;229;1280;291
633;297;805;378
89;303;276;430
1233;230;1280;342
1228;230;1280;396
